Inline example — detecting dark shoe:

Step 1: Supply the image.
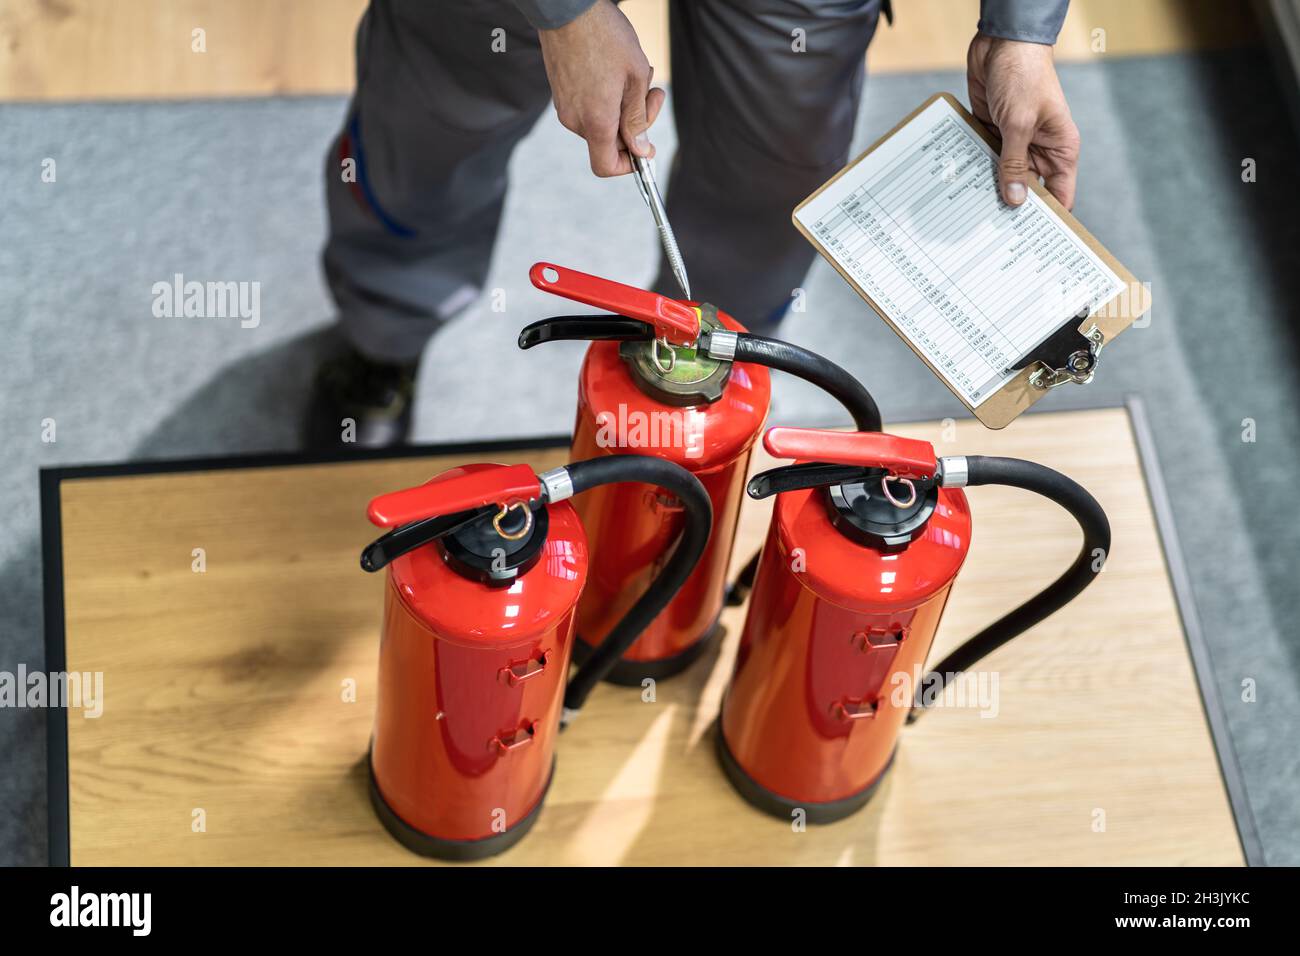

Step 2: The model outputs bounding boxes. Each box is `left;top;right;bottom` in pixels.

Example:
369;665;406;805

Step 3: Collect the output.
303;345;419;450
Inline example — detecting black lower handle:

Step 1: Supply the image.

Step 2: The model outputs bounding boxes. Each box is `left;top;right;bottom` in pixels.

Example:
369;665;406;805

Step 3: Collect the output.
359;504;498;572
518;315;651;350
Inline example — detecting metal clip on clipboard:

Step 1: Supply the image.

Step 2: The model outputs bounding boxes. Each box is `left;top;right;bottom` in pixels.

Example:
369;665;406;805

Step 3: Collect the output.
1006;308;1106;391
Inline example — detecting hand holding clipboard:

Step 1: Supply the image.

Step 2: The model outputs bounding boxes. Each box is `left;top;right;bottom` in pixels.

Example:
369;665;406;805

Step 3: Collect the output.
794;93;1150;429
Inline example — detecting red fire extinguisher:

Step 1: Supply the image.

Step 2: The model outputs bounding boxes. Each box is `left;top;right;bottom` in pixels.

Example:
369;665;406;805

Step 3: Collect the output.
717;426;1110;821
360;454;710;860
518;263;882;684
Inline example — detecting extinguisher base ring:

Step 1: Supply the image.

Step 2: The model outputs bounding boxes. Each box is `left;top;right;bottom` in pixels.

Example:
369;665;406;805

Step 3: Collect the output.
570;617;722;686
367;749;554;862
713;721;896;825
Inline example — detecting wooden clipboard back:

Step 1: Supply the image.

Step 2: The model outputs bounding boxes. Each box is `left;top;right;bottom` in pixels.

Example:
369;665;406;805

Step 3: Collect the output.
793;92;1150;429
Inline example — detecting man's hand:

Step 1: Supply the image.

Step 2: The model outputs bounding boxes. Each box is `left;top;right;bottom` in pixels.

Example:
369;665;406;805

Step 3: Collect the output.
967;34;1080;210
538;0;666;177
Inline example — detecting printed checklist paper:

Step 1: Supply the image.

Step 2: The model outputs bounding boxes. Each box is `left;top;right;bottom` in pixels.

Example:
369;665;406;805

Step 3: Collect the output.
795;95;1128;410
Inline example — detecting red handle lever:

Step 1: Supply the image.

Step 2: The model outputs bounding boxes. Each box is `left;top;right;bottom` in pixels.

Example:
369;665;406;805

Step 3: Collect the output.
530;262;699;346
367;464;541;528
763;427;938;480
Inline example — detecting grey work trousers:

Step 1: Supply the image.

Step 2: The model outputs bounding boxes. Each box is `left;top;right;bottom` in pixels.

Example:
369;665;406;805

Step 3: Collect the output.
324;0;886;362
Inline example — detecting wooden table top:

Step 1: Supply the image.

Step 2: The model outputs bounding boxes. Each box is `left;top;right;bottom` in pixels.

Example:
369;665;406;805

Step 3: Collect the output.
47;407;1244;865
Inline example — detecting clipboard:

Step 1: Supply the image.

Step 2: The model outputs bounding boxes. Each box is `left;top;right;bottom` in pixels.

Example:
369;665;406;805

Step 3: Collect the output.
793;92;1150;429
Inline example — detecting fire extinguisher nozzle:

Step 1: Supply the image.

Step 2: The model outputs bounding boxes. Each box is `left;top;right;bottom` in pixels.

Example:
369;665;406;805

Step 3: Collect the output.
360;545;384;573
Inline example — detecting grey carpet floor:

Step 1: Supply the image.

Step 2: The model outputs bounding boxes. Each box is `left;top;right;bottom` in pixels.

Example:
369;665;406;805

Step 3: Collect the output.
3;48;1298;865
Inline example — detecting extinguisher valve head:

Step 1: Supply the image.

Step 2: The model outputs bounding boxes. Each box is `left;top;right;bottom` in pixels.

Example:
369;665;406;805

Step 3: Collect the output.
442;501;550;584
827;474;939;551
360;464;548;575
618;302;732;407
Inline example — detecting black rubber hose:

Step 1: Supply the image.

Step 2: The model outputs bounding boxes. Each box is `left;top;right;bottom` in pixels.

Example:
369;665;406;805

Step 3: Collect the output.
910;456;1110;719
561;455;712;720
730;334;882;432
722;334;881;605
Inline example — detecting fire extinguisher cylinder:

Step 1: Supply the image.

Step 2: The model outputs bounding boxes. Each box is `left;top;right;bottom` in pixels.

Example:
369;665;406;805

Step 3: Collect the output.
362;453;710;860
717;426;1111;822
520;262;882;683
